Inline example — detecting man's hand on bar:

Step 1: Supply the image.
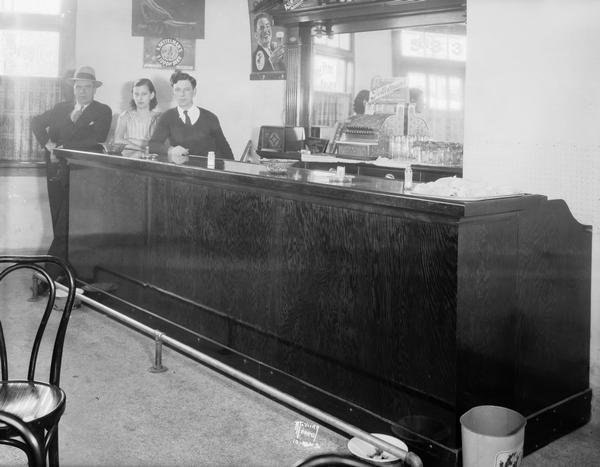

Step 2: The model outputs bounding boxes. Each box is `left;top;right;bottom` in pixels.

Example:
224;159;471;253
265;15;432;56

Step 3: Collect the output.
167;145;190;165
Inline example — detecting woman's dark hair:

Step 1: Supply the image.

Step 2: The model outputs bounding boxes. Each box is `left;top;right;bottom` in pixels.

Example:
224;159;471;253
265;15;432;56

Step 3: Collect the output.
353;89;370;114
130;78;158;110
409;87;425;113
409;87;424;104
170;70;196;89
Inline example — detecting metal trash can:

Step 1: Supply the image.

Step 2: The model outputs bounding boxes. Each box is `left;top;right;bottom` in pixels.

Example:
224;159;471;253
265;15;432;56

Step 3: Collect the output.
460;405;526;467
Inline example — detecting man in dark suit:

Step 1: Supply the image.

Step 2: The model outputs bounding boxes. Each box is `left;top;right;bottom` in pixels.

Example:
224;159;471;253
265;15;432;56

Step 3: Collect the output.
31;65;112;283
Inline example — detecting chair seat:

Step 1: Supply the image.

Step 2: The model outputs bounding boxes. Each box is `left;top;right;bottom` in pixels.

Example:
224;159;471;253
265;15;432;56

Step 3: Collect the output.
0;381;65;427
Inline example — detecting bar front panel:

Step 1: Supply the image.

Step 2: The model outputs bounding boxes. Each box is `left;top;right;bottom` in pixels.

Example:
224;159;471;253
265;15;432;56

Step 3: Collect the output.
64;151;592;465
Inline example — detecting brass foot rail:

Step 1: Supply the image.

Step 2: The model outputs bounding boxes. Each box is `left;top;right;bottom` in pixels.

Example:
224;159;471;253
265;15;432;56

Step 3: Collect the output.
56;283;423;467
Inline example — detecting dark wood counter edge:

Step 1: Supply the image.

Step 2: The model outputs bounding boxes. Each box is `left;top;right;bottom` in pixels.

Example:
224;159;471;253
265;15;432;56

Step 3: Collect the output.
346;161;462;175
57;149;551;221
303;159;463;174
411;164;462;173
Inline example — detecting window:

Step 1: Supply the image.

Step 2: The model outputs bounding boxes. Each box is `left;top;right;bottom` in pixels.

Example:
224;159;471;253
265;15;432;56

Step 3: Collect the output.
312;55;352;93
400;29;466;62
393;25;466;142
313;33;351;51
310;33;354;131
407;72;464;111
0;0;69;77
0;0;60;15
0;30;60;77
0;0;74;161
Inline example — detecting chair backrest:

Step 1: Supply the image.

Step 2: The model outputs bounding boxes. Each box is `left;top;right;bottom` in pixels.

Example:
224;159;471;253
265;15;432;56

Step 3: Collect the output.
0;255;76;386
292;453;374;467
0;411;45;467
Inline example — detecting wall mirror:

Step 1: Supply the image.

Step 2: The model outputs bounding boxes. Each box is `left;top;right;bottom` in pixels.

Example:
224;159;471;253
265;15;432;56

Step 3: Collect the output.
271;0;466;151
310;22;466;144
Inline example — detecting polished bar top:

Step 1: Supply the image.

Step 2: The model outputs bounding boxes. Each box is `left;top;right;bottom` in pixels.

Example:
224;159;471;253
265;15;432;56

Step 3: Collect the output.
56;149;545;219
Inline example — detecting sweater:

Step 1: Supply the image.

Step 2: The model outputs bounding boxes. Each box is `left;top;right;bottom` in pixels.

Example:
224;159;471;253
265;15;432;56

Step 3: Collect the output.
149;107;233;159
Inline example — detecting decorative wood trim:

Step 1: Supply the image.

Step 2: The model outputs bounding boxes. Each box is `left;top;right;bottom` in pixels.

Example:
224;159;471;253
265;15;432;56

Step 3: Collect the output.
272;0;465;27
284;27;301;125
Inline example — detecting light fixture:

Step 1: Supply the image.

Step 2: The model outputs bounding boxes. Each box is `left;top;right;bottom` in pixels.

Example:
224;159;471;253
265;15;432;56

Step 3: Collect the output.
283;0;305;10
311;21;334;39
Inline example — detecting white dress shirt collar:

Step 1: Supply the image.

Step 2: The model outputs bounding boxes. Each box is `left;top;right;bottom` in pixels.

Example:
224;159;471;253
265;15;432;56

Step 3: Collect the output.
177;106;200;125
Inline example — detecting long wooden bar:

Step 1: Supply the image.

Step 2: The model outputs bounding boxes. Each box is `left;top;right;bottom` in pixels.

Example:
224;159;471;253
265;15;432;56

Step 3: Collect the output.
59;150;591;467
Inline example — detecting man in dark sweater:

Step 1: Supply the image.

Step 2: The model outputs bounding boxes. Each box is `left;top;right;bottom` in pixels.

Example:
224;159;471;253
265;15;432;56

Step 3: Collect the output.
149;71;233;163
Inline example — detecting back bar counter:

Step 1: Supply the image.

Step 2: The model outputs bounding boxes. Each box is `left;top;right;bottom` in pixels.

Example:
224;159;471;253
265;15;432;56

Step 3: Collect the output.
59;150;591;466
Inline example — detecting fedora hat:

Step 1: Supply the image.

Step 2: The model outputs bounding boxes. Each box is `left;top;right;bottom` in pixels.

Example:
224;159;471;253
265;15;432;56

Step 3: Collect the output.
68;66;103;87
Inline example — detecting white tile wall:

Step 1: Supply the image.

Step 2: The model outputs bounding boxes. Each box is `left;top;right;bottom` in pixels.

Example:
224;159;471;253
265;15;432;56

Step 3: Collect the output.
0;174;52;254
465;0;600;387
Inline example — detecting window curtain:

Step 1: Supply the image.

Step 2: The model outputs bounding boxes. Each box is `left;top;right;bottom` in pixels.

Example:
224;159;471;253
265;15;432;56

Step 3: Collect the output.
0;76;63;161
311;91;352;127
427;109;464;143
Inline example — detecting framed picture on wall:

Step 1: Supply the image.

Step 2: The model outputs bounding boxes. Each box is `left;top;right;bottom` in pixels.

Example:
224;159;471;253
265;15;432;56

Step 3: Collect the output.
132;0;205;39
248;1;286;80
143;37;195;70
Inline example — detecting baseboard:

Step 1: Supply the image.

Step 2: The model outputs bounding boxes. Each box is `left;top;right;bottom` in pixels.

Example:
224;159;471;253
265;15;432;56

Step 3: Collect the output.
524;388;592;454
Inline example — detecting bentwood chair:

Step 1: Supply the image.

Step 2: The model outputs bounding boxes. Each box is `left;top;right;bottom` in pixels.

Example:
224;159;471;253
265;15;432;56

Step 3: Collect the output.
293;453;374;467
0;411;45;467
0;255;77;467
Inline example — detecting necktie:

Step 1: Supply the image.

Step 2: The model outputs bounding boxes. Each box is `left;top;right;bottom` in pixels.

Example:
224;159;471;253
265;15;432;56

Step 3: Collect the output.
71;107;82;123
183;110;192;126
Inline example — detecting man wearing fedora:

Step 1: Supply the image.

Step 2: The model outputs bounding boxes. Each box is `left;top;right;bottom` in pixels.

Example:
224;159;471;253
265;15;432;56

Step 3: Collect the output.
31;65;112;284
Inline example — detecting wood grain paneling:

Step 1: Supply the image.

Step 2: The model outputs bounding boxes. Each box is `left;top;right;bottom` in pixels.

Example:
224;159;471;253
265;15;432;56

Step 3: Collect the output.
64;151;592;465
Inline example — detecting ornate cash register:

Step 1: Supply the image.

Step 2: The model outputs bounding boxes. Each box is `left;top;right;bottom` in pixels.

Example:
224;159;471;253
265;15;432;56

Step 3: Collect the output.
329;77;409;161
333;113;402;161
317;77;462;171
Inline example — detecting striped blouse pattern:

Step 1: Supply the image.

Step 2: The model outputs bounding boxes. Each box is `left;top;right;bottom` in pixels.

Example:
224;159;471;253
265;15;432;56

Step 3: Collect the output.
114;109;161;145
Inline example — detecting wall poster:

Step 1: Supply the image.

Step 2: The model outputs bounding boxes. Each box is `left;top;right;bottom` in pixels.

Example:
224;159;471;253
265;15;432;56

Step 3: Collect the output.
248;0;287;80
132;0;205;39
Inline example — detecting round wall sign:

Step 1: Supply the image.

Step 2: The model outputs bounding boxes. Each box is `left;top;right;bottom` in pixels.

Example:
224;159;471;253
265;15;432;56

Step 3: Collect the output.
156;38;184;67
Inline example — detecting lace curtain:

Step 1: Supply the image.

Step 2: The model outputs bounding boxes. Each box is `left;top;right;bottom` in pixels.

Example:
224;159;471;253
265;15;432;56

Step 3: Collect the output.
427;109;464;143
0;76;63;161
311;91;352;127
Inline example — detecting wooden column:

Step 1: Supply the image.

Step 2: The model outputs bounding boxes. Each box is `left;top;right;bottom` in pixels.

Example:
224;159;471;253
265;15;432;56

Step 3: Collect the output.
284;23;313;131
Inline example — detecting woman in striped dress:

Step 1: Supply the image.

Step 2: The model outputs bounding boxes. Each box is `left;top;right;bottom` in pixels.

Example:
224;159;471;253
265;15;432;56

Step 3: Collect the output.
114;78;161;156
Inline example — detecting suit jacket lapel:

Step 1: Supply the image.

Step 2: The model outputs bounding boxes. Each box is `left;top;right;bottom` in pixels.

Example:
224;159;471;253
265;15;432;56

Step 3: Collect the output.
74;101;94;128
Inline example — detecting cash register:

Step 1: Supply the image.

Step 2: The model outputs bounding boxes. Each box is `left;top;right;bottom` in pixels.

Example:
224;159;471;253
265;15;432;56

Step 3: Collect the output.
333;113;403;161
327;77;410;161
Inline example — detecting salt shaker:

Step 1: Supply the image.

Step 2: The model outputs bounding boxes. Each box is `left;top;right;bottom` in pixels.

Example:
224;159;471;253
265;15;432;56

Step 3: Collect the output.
404;165;413;191
207;151;215;169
